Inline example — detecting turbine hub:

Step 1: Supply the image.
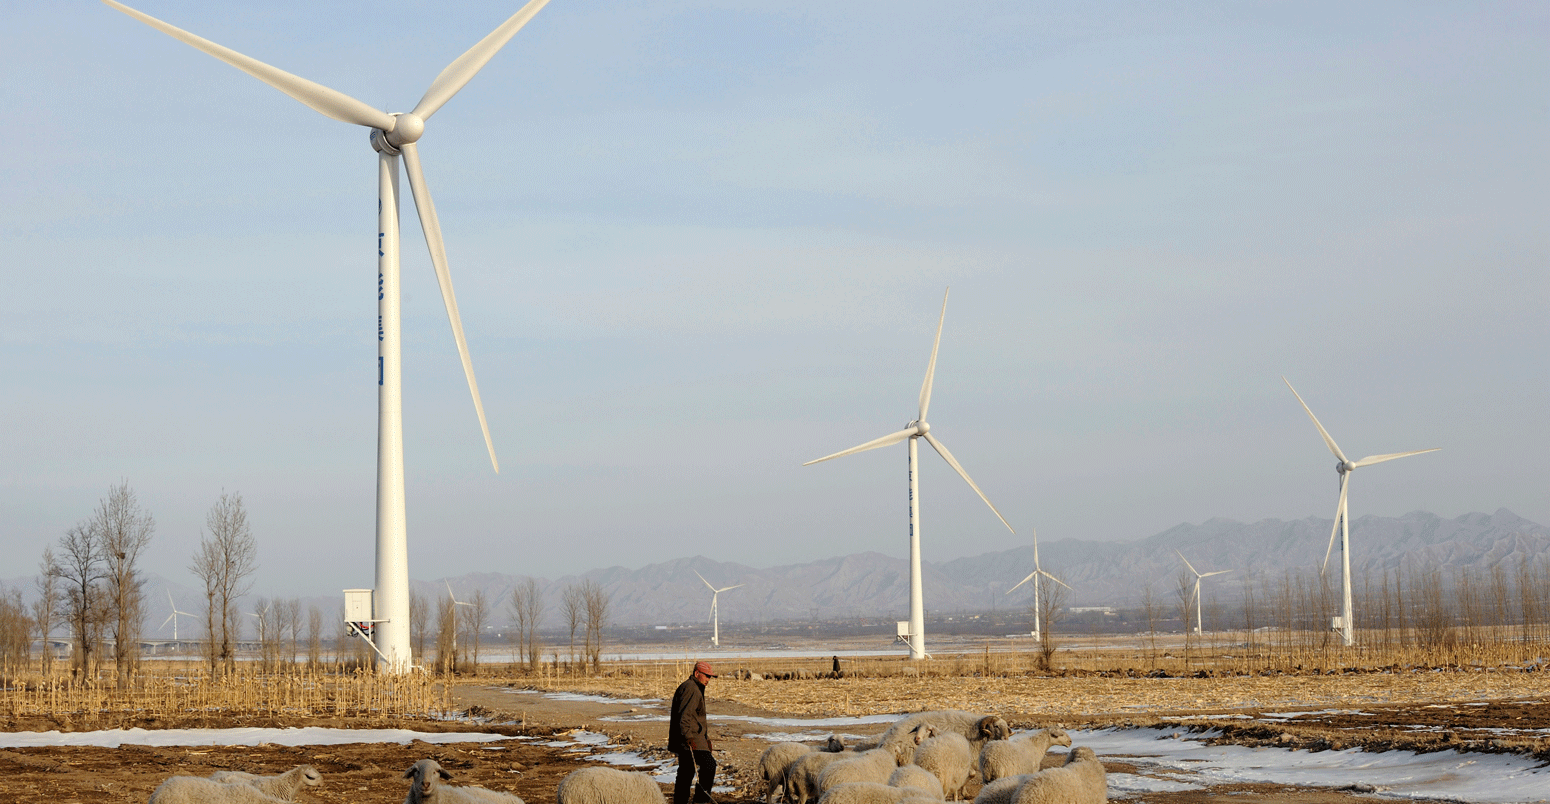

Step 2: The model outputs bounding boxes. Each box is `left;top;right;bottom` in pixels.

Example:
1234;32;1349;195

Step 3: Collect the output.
915;421;930;435
386;112;426;146
1337;461;1354;474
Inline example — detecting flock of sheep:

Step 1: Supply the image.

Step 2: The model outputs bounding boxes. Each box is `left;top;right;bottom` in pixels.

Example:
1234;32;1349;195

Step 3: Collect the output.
762;710;1103;804
143;709;1105;804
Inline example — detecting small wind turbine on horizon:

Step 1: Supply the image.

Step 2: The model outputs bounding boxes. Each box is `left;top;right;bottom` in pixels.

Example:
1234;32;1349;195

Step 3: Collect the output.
159;590;195;642
804;288;1015;660
1284;377;1439;647
446;581;474;665
103;0;551;671
693;570;743;648
1007;528;1071;641
1176;550;1230;635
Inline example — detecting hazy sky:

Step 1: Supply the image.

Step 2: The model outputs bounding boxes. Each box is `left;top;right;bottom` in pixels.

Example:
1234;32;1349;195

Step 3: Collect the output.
4;1;1546;598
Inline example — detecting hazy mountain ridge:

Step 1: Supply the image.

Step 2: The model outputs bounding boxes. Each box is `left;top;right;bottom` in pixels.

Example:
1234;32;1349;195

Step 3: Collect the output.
9;510;1545;633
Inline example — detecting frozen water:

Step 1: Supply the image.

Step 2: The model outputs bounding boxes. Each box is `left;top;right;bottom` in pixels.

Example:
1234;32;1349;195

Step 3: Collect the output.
1105;772;1205;796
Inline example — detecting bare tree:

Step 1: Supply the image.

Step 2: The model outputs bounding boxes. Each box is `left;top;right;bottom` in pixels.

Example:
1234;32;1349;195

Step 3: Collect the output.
95;481;155;688
1035;571;1069;671
1176;569;1196;670
191;491;258;677
1141;582;1160;669
434;595;457;675
34;548;61;676
510;578;544;671
467;589;490;673
410;589;429;663
0;590;32;674
307;605;323;669
56;522;107;678
581;579;610;672
562;585;584;671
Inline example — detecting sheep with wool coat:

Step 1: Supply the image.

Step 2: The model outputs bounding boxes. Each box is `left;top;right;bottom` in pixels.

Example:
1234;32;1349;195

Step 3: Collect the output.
402;759;526;804
969;775;1033;804
1008;747;1107;804
786;749;855;804
761;737;846;802
912;729;976;800
556;766;666;804
865;712;1010;755
208;765;323;801
148;776;292;804
816;782;946;804
886;765;943;797
977;728;1072;783
817;745;910;795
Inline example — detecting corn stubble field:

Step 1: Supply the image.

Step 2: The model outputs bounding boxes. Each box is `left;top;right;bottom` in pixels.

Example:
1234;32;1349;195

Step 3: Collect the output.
5;632;1550;803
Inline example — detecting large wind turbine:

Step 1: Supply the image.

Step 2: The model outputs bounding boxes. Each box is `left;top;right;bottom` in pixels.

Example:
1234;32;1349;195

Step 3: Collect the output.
804;288;1014;660
1176;550;1230;635
1007;528;1071;641
693;570;744;648
159;590;195;642
1283;377;1438;646
103;0;548;671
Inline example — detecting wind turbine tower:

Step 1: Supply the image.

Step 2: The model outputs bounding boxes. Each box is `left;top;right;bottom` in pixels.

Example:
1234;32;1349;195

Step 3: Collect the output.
693;570;744;648
1007;528;1070;641
1176;550;1230;635
103;0;550;671
160;590;195;643
1284;377;1438;646
805;288;1015;660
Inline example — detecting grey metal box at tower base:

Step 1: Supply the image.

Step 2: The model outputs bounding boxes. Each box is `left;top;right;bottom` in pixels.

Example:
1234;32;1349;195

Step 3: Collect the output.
344;589;373;622
897;621;910;637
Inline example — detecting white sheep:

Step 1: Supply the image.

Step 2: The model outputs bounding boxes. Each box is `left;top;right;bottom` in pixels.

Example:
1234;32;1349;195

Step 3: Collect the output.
762;737;847;802
403;758;527;804
886;765;942;797
787;749;855;804
977;728;1071;784
148;776;292;804
1007;747;1106;804
969;775;1034;804
912;730;975;800
870;712;1011;754
207;765;323;801
556;766;666;804
818;745;909;794
817;782;945;804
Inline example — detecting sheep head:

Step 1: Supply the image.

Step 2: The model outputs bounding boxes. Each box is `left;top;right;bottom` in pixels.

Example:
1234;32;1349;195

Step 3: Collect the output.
977;716;1011;741
1047;728;1072;748
824;735;846;752
296;765;322;787
404;759;453;799
1066;747;1097;765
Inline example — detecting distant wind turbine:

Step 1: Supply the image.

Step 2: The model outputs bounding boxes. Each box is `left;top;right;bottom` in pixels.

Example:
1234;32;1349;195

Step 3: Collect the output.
102;0;549;672
1176;550;1230;635
1007;528;1071;641
1283;377;1438;646
159;590;195;642
805;288;1015;660
446;581;474;663
693;570;744;648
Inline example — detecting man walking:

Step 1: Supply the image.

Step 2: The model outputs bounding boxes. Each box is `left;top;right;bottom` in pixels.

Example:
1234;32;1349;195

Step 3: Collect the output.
669;661;718;804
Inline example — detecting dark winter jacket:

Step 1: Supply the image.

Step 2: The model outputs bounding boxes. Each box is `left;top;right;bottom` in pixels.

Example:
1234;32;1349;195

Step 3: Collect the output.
668;676;709;751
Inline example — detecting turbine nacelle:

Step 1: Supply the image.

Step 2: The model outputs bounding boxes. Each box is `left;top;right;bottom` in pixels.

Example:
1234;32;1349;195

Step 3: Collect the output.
908;420;930;436
1337;460;1355;475
371;113;428;155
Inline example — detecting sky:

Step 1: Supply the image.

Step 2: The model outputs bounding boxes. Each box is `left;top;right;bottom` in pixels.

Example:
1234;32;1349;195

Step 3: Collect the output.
3;1;1546;599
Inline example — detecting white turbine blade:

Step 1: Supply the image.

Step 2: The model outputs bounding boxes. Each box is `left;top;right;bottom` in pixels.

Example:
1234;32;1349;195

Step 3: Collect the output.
1321;474;1348;573
102;0;396;131
803;427;914;466
1282;377;1349;464
1201;570;1232;578
1007;570;1038;595
1353;448;1440;468
694;569;717;592
402;142;499;473
160;612;176;630
1031;527;1041;570
719;584;745;593
411;0;552;121
918;288;949;422
1038;569;1072;591
922;432;1015;533
1175;549;1200;578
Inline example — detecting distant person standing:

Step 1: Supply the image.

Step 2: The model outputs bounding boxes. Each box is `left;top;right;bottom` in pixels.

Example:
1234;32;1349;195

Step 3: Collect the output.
669;661;718;804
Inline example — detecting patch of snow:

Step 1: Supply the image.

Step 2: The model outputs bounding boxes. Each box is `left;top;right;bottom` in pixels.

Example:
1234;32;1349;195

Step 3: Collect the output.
0;727;513;749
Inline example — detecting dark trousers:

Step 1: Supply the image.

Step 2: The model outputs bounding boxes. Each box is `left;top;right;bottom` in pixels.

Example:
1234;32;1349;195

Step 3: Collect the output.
672;748;716;804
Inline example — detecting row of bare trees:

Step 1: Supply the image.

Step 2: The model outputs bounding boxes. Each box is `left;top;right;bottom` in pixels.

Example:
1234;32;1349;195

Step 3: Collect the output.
407;577;611;675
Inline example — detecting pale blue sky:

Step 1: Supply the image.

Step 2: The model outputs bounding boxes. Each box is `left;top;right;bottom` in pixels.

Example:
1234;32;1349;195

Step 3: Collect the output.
3;1;1546;597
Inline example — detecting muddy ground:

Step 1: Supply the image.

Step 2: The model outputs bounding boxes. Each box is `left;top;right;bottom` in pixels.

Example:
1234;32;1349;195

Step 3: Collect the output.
4;673;1549;803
